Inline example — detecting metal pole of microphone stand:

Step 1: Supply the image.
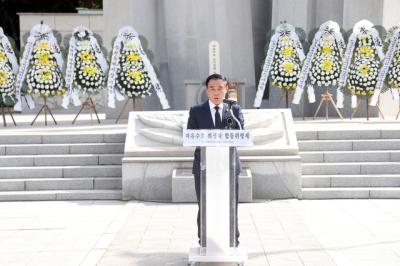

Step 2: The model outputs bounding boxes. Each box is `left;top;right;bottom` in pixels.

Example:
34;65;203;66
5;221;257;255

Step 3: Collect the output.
225;102;241;248
226;103;242;130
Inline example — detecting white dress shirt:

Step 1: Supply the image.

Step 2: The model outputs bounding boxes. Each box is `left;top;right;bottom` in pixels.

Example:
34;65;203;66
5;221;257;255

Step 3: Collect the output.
208;100;223;126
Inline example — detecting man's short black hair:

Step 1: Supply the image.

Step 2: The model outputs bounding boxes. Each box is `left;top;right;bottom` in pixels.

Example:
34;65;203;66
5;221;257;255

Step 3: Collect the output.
205;73;227;87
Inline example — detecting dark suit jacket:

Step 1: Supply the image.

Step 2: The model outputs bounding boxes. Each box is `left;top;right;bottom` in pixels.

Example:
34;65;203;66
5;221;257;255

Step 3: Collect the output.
187;101;245;177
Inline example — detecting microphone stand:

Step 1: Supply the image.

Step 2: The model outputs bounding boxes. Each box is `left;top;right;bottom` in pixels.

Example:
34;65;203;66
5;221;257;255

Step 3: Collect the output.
224;99;242;130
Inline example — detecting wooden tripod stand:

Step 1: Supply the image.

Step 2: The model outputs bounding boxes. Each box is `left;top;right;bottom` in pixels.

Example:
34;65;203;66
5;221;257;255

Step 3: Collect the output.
115;96;142;124
278;90;304;120
0;105;16;127
313;89;343;120
72;96;100;124
350;96;385;120
396;101;400;120
31;97;57;126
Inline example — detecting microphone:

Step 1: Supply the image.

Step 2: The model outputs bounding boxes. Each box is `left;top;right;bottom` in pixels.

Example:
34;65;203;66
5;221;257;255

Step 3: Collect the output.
223;98;237;106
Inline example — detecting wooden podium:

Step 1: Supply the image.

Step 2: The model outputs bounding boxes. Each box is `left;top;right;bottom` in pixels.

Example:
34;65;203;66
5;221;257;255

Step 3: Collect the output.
183;129;252;266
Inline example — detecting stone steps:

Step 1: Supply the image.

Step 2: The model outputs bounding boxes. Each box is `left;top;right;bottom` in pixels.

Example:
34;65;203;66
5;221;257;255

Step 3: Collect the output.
0;143;124;155
0;127;126;201
300;150;400;163
0;189;122;201
298;139;400;151
296;129;400;140
0;154;123;166
302;174;400;188
302;187;400;199
0;133;126;144
0;165;122;179
302;162;400;175
0;177;121;191
296;126;400;199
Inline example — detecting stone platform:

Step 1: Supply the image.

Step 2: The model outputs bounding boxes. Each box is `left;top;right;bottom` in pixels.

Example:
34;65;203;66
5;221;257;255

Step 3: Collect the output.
122;109;301;202
2;112;400;201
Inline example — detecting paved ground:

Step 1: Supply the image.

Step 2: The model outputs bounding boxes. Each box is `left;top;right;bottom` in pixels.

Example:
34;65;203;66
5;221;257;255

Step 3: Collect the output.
2;200;400;265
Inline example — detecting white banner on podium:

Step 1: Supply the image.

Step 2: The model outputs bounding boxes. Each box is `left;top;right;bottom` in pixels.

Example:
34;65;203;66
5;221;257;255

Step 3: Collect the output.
183;129;253;147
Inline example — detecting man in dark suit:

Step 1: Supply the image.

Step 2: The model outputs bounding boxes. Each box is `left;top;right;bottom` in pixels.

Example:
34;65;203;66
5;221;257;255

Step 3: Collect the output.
187;73;244;247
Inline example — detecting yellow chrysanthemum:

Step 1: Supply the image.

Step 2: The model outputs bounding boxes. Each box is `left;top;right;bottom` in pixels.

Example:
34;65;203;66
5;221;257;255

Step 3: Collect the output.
39;69;52;81
322;38;331;44
0;70;7;85
282;36;290;43
34;41;52;51
0;51;6;61
282;61;294;73
281;46;294;57
82;65;98;75
127;53;140;61
37;51;51;65
79;51;94;62
359;64;369;76
321;45;332;55
360;35;368;41
321;59;333;72
128;69;142;82
359;45;373;56
127;42;136;49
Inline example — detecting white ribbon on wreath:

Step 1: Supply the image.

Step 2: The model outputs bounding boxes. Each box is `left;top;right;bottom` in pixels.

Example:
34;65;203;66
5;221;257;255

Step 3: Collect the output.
253;34;278;107
62;36;78;108
89;36;108;74
49;34;64;71
292;31;321;104
370;28;385;61
107;29;124;108
0;27;19;74
290;31;305;61
107;26;170;109
370;29;400;106
14;34;35;111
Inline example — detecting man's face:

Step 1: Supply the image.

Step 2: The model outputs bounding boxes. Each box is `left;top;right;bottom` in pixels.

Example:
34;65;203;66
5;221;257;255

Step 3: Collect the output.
206;79;227;105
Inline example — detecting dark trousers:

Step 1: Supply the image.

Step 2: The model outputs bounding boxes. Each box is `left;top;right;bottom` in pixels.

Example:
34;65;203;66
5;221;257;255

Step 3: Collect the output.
194;173;240;246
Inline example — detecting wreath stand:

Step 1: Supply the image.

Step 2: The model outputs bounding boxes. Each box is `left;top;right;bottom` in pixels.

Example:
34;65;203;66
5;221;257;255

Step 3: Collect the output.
72;96;100;124
115;96;142;124
31;97;57;126
313;89;343;120
350;96;385;121
395;101;400;120
0;105;17;127
278;90;304;120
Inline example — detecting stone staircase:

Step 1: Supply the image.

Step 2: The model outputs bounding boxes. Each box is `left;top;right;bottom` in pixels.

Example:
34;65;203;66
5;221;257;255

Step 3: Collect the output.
0;129;125;201
297;127;400;199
